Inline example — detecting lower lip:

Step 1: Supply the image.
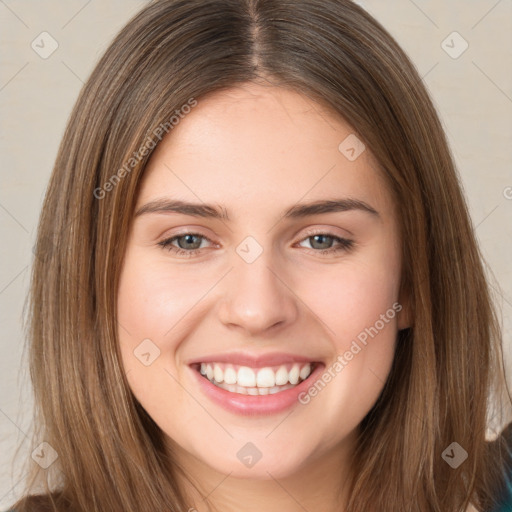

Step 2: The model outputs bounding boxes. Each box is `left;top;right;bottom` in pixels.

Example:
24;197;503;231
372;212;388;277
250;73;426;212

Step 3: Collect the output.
190;363;325;416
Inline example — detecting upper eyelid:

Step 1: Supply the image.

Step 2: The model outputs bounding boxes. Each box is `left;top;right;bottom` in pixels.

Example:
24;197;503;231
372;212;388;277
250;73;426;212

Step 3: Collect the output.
160;232;216;248
158;229;215;243
160;223;351;239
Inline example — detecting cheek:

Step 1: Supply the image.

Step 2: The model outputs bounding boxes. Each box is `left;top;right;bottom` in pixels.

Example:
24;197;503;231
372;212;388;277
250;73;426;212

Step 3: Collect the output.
294;241;401;346
116;251;205;424
292;246;400;428
117;249;211;352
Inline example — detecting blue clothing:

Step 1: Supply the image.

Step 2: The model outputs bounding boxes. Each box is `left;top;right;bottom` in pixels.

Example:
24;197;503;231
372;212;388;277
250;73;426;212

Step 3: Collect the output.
494;454;512;511
495;484;512;511
494;421;512;511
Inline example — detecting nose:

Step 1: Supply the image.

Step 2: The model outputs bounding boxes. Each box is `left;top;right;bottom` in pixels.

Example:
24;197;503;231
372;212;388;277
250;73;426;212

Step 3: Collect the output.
217;249;299;337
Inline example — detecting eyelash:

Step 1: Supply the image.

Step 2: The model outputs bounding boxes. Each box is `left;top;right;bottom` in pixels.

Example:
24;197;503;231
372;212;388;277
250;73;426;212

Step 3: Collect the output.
157;230;354;257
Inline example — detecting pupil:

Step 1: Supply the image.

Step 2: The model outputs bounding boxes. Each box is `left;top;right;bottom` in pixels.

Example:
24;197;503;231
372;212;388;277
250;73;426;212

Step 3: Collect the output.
311;234;332;250
179;234;201;250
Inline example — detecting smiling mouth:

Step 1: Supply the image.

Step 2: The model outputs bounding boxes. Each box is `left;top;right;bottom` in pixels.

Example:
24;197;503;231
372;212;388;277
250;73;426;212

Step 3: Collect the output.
192;361;320;396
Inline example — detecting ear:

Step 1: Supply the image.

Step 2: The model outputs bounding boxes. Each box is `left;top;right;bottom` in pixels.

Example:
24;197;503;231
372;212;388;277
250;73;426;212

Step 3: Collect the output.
397;283;413;330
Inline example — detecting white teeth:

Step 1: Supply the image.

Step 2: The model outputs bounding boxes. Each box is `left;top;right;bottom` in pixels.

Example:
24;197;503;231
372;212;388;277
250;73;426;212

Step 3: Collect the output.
300;363;311;380
256;367;276;388
213;364;223;383
223;366;237;385
237;366;256;387
275;366;289;385
289;364;300;385
199;362;315;391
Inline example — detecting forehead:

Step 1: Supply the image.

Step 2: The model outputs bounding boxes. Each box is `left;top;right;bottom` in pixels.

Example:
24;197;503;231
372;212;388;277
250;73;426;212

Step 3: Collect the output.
136;83;393;220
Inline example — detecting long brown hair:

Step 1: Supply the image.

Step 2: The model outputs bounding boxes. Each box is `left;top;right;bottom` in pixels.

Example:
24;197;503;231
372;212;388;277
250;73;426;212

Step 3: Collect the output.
11;0;511;510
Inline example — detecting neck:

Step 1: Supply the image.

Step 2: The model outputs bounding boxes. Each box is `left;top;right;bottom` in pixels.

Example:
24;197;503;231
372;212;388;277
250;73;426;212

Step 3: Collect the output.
170;430;357;512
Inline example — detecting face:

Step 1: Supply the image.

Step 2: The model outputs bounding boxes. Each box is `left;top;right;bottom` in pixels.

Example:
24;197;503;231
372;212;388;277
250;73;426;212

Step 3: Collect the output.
117;83;409;482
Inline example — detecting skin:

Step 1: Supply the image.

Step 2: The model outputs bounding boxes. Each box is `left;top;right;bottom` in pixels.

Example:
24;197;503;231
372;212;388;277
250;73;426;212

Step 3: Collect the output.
117;82;411;512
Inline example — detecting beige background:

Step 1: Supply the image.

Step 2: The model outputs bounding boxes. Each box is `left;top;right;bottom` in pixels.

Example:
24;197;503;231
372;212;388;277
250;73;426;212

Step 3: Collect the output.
0;0;511;507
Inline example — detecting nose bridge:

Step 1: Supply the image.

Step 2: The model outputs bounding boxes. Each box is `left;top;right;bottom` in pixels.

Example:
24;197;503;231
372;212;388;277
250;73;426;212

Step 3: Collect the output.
217;239;298;335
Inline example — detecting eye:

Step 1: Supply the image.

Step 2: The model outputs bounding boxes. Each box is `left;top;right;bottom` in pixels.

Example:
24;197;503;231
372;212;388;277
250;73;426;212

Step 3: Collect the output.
157;230;354;258
296;231;354;255
157;233;214;257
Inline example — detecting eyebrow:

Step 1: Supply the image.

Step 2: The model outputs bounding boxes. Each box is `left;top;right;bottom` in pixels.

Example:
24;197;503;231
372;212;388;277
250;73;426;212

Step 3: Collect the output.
134;198;379;221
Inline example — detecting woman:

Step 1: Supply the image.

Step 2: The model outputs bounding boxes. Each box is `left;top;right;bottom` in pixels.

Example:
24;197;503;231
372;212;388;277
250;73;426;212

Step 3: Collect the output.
8;0;512;510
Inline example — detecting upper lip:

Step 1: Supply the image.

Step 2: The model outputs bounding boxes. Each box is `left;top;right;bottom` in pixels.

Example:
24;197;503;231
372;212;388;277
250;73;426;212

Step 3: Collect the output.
188;352;322;368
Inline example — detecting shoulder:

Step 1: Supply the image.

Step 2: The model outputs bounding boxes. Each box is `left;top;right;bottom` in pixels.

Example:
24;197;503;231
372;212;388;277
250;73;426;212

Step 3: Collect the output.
489;422;512;511
464;425;512;512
